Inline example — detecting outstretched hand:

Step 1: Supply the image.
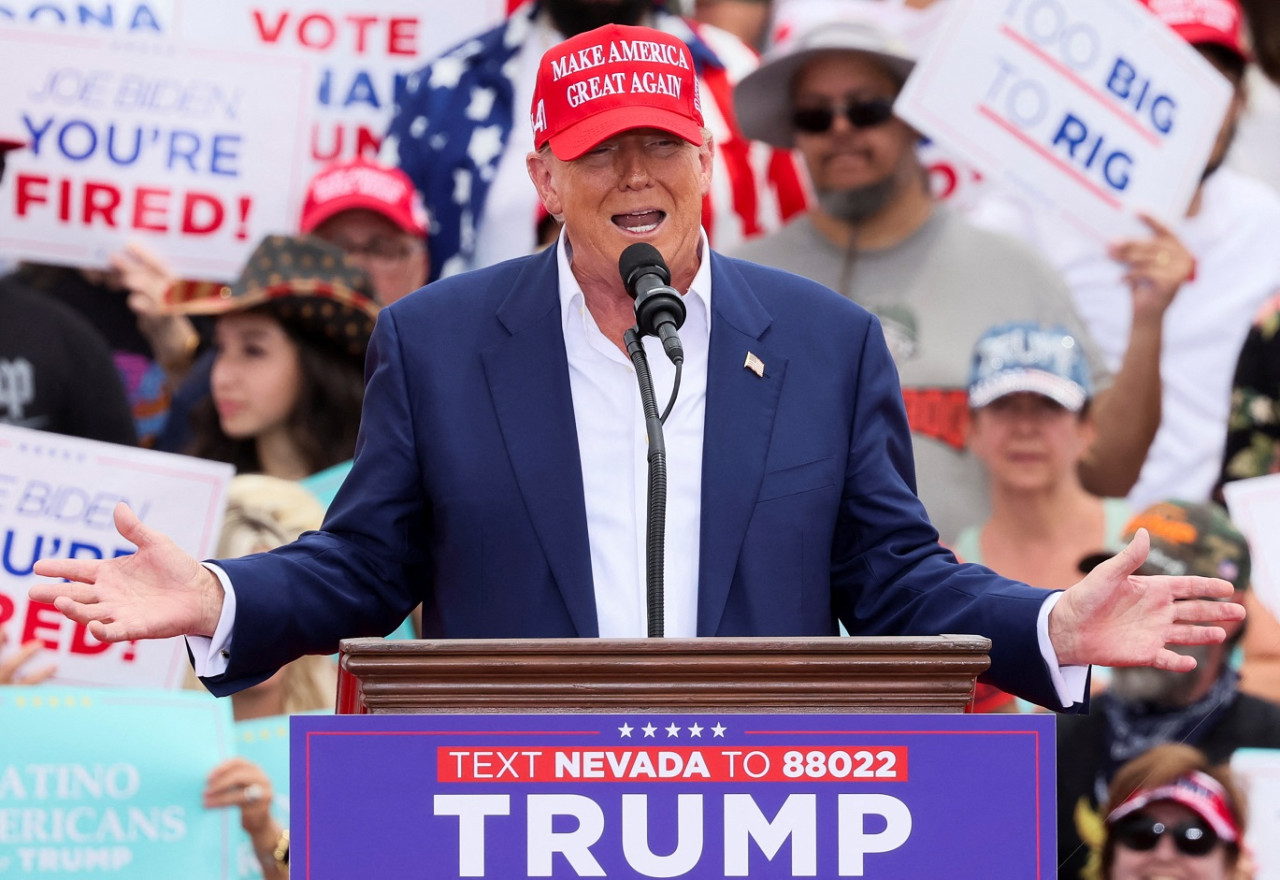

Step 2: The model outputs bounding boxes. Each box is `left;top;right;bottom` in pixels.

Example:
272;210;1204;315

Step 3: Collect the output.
1049;528;1244;670
29;503;224;643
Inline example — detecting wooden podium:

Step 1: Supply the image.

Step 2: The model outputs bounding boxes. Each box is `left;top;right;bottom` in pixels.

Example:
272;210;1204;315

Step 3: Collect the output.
335;635;991;715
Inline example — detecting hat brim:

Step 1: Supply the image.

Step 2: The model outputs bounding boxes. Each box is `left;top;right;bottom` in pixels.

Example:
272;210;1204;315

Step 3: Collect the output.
968;370;1088;413
0;137;26;153
546;106;703;161
734;46;915;149
170;278;378;323
1077;551;1164;577
301;193;426;237
1173;23;1250;64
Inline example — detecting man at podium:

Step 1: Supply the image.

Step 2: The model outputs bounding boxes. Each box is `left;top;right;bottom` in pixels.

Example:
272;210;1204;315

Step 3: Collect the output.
30;24;1242;713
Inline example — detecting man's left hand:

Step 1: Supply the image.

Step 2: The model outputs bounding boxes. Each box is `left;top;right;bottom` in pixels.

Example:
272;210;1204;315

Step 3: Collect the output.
1048;528;1244;669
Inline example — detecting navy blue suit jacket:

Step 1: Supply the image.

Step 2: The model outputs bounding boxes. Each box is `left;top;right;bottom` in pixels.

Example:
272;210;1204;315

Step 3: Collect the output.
209;247;1067;708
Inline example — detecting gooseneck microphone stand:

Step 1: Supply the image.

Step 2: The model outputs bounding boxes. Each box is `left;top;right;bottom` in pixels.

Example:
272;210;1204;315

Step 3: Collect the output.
619;243;686;639
624;328;671;638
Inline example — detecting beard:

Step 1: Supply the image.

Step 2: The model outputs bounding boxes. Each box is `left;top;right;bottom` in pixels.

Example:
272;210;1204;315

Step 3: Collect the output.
1108;644;1213;707
817;177;899;225
543;0;650;36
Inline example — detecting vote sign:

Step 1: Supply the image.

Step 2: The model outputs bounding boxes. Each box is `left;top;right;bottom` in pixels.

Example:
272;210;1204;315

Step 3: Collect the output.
294;712;1055;878
895;0;1234;240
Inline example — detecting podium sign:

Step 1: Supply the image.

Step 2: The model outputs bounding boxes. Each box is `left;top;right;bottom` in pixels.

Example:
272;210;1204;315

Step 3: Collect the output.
294;712;1054;878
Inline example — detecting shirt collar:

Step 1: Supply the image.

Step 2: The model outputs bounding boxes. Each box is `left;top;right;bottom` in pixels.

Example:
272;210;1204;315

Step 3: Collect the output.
556;231;713;341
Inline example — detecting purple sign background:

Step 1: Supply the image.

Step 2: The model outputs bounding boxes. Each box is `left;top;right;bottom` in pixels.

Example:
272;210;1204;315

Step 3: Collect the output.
292;712;1054;878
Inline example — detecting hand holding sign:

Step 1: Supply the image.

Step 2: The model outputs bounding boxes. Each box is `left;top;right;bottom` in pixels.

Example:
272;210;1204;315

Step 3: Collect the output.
0;624;56;684
30;502;224;643
1107;211;1196;317
1049;528;1244;670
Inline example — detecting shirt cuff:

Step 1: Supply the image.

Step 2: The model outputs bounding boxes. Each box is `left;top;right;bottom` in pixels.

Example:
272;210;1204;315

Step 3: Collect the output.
186;563;237;678
1038;591;1088;708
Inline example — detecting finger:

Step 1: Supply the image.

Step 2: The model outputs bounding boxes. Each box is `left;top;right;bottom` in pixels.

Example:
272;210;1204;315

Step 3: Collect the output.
87;619;149;644
113;503;157;549
1096;528;1149;578
31;558;102;585
1136;211;1176;239
1163;623;1228;647
50;596;113;627
1161;576;1237;602
18;663;58;685
1107;239;1149;263
0;640;44;681
1170;599;1245;624
1152;648;1199;673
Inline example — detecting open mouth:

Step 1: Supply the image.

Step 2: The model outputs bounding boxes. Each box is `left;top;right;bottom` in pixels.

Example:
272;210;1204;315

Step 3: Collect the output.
612;210;665;235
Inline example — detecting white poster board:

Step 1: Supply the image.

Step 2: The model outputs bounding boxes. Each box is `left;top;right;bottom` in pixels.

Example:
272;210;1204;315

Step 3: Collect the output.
0;0;508;278
0;424;232;689
0;27;312;279
1224;472;1280;620
1232;749;1280;880
895;0;1234;240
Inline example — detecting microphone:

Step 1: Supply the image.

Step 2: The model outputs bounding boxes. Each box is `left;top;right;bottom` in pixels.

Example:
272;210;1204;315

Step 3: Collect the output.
619;243;686;365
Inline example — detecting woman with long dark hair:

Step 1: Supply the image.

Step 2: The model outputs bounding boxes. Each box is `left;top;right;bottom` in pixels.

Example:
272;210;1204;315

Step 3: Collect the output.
176;235;378;481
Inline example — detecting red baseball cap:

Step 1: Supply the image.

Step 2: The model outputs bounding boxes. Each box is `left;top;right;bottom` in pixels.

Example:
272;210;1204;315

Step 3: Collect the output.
300;158;428;237
0;137;25;152
1142;0;1248;62
1106;770;1241;844
531;23;704;161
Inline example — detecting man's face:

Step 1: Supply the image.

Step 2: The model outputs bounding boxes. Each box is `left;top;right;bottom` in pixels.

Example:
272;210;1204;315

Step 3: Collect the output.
790;53;918;217
526;128;712;292
312;209;428;306
544;0;649;36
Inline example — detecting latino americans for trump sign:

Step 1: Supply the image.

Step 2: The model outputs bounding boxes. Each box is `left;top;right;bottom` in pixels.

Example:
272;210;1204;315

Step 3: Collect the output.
294;712;1055;878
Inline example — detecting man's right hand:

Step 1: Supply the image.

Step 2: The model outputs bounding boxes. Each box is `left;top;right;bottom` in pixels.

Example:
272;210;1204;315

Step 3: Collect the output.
30;502;224;641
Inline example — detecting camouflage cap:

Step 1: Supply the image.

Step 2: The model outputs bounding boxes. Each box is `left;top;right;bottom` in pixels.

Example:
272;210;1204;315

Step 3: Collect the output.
1125;500;1250;590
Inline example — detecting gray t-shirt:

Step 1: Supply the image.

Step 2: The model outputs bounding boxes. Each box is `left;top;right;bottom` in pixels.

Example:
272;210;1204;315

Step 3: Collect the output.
729;207;1108;542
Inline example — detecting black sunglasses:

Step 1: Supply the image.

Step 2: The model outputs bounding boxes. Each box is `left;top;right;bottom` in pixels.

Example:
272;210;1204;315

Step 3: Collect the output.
791;97;895;134
1112;817;1220;857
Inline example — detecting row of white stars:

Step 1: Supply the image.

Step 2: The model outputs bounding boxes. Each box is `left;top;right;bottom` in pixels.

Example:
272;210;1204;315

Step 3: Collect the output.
617;722;727;739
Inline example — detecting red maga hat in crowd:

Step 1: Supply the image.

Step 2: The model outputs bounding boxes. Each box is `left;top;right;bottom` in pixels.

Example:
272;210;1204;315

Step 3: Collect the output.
300;157;428;238
531;23;704;161
1142;0;1249;62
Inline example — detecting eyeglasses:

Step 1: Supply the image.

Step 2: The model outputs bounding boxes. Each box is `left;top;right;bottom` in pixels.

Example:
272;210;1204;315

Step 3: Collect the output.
791;97;895;134
1112;817;1221;857
330;236;423;265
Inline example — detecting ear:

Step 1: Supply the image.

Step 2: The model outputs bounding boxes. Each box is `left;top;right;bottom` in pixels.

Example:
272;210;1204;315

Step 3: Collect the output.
526;151;564;219
697;131;714;198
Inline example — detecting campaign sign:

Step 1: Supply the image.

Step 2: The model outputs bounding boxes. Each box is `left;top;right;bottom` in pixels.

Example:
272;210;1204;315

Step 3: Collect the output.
1224;472;1280;619
895;0;1234;240
0;687;236;878
232;711;327;880
0;424;232;688
175;0;508;174
1232;749;1280;880
294;712;1055;878
0;23;311;280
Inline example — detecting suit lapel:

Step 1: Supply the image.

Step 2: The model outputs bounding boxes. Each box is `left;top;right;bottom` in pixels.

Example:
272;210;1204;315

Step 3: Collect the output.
697;254;786;635
482;250;598;637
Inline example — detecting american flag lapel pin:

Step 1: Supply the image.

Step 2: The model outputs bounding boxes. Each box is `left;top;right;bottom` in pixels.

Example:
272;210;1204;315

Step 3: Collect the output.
744;352;765;378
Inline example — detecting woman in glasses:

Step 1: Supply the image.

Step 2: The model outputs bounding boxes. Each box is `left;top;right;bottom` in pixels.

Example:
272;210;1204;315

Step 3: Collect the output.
1094;743;1249;880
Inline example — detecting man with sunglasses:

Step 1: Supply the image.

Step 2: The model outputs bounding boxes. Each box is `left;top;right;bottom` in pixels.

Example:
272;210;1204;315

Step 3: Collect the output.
728;11;1162;544
1056;500;1280;879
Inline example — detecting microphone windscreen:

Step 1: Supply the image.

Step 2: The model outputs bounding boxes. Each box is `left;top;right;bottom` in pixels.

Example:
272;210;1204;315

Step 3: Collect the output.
618;243;669;291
